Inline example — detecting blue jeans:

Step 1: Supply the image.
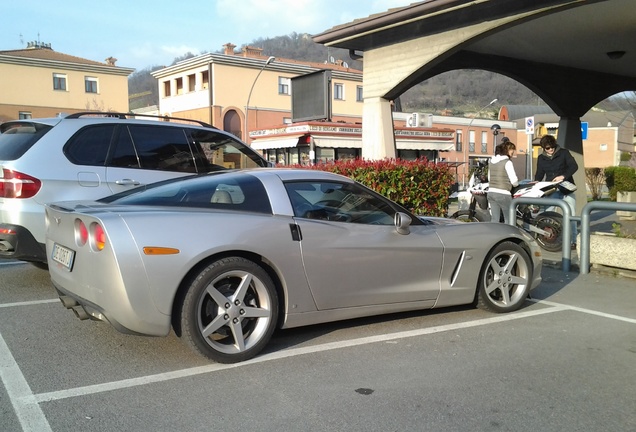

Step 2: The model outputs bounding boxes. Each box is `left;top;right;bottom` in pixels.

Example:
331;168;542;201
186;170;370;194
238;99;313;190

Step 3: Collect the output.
551;191;577;244
488;192;512;224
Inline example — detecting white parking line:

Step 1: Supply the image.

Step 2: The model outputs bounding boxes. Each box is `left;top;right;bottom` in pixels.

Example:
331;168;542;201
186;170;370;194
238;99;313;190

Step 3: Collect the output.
0;299;59;309
5;299;633;431
33;305;566;404
0;333;52;432
530;298;636;324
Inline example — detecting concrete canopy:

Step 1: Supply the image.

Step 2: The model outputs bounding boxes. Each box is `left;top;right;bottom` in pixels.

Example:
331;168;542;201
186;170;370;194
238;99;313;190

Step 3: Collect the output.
314;0;636;112
313;0;636;211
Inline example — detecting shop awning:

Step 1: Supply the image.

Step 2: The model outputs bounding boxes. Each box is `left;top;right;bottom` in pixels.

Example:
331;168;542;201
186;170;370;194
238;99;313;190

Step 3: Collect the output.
396;139;455;151
250;135;455;151
312;136;363;149
251;138;300;150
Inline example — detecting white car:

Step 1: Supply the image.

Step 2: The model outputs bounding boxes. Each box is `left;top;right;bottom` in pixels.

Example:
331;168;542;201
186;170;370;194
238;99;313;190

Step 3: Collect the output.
0;112;270;265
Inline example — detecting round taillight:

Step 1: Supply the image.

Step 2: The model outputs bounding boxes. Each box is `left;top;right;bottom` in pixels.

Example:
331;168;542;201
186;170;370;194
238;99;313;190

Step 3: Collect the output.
75;219;88;246
91;223;106;251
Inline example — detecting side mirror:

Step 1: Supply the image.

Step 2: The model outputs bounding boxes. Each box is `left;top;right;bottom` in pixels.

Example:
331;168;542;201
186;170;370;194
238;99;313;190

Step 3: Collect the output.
394;212;412;235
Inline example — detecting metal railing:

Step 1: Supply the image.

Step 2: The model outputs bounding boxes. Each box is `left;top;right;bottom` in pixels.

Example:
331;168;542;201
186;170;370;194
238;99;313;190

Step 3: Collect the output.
579;201;636;274
507;199;636;273
508;198;575;272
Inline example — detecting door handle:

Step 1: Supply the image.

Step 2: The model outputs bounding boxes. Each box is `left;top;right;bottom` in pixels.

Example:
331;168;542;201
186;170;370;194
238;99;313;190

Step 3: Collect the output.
114;179;141;186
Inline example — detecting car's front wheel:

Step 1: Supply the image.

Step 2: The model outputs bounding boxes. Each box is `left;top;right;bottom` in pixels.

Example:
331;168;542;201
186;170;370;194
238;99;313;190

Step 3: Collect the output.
180;257;278;363
476;241;532;313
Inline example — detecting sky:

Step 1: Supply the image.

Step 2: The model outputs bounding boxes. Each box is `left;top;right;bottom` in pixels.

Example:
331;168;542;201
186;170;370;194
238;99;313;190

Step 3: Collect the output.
2;0;414;72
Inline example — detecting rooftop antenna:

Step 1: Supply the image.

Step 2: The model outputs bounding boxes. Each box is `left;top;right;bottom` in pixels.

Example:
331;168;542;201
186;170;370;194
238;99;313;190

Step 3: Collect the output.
19;33;24;46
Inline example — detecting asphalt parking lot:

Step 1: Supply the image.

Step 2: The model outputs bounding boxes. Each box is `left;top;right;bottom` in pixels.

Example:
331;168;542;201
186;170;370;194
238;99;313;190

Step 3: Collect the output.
1;260;635;432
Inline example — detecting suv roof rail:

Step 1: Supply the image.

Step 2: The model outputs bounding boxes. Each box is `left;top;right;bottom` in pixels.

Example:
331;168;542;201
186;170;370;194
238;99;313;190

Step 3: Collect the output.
64;111;216;129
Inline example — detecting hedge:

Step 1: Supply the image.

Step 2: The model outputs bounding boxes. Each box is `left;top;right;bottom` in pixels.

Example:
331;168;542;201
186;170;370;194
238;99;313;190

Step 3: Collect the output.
604;166;636;200
290;158;455;216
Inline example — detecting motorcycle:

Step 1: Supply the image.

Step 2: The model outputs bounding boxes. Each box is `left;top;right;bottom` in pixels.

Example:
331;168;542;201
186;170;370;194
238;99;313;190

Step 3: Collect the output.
450;161;490;222
450;163;568;252
511;180;567;252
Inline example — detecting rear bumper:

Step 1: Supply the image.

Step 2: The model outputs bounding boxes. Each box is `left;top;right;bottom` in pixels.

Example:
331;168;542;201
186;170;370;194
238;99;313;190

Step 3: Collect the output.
0;224;46;263
52;282;152;336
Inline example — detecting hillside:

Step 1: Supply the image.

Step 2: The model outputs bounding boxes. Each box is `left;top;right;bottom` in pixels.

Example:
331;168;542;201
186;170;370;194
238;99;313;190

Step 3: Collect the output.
129;32;634;116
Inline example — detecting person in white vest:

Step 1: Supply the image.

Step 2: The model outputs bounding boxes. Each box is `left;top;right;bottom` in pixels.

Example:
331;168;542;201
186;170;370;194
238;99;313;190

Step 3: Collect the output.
488;140;519;224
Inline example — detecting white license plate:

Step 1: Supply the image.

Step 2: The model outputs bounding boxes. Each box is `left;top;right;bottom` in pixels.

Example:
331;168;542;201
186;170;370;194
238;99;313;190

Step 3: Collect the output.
51;243;75;270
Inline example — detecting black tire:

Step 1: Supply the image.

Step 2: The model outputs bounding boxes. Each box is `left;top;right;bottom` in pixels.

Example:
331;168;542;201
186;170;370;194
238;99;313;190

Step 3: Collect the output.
179;257;278;363
450;210;482;223
533;211;563;252
477;241;532;313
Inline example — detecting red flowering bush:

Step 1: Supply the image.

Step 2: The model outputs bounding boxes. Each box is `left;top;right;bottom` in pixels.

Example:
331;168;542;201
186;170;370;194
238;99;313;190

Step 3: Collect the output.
291;158;455;216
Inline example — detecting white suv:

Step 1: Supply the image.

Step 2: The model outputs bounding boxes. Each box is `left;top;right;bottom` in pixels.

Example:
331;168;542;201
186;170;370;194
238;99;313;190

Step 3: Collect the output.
0;112;270;265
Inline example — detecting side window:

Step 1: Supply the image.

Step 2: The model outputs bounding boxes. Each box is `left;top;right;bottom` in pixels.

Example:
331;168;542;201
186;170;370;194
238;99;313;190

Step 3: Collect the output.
284;181;395;225
109;126;140;168
188;129;268;171
127;125;196;172
110;173;272;214
64;125;113;166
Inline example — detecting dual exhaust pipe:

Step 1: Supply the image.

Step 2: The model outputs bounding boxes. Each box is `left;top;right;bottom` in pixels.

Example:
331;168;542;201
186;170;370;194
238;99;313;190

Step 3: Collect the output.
0;240;13;252
59;295;91;321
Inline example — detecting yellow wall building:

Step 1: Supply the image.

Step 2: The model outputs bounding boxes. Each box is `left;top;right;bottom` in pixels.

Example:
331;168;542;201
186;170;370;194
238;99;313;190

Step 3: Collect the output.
151;44;364;145
0;41;133;122
150;44;634;185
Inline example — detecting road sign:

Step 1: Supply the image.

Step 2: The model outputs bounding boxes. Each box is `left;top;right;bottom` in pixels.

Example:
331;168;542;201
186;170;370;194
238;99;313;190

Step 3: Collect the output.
581;122;588;140
525;117;535;134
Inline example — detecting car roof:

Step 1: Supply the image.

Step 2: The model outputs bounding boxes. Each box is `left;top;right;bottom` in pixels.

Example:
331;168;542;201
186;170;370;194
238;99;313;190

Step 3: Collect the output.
2;112;216;131
250;168;354;183
1;117;63;128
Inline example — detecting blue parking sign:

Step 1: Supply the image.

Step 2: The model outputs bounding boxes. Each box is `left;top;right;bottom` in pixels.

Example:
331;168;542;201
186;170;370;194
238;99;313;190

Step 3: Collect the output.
581;122;588;140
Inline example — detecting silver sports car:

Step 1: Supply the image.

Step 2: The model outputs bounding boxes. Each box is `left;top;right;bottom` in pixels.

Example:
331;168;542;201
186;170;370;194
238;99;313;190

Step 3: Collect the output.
45;168;543;363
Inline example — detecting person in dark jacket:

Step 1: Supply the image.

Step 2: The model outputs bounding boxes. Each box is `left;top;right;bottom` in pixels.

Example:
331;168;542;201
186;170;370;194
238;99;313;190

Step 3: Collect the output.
534;134;579;248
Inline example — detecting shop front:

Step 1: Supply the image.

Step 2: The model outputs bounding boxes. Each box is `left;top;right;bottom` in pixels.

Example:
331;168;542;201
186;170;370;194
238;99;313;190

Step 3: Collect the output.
250;121;455;166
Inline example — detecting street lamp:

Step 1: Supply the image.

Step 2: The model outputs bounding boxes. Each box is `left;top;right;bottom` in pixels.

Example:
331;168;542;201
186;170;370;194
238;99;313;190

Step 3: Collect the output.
466;98;498;139
244;56;275;144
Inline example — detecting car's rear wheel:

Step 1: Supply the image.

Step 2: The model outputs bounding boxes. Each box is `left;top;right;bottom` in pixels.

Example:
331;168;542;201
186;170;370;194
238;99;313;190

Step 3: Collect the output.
476;241;532;313
180;257;278;363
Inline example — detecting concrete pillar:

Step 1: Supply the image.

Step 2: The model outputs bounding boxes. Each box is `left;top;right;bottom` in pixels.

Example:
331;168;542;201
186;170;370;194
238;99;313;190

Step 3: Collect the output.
362;97;396;160
170;79;177;98
556;117;586;214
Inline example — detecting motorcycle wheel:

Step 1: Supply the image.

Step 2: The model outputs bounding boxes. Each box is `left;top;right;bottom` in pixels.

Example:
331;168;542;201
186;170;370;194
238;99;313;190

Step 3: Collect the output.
533;211;563;252
450;210;483;223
